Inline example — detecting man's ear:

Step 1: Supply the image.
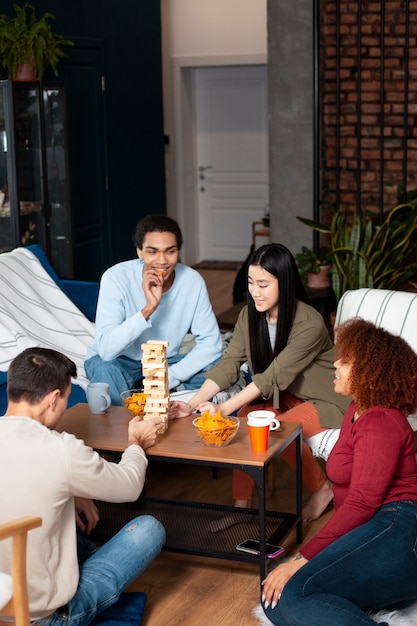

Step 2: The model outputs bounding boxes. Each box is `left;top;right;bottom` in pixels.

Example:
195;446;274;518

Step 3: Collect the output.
49;389;61;410
136;247;142;260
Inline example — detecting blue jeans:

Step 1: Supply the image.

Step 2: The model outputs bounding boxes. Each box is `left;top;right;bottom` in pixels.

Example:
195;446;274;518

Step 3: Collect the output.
264;501;417;625
36;515;165;626
85;353;217;405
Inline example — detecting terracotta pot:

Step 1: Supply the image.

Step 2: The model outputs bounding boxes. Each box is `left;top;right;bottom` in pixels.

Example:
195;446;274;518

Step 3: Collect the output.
13;61;37;81
306;265;331;288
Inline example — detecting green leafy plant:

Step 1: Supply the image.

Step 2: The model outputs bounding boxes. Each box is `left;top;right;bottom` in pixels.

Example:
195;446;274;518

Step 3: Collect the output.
295;245;331;279
297;202;417;302
0;3;73;80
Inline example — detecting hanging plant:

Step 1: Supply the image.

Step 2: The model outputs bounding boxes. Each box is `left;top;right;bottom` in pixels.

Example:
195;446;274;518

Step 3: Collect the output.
0;3;73;80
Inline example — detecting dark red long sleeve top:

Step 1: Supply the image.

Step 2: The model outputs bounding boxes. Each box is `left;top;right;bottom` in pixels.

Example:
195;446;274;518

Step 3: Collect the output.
301;402;417;560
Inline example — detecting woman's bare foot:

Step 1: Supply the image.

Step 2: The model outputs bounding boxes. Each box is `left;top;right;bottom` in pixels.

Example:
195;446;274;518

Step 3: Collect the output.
207;499;254;532
302;479;334;522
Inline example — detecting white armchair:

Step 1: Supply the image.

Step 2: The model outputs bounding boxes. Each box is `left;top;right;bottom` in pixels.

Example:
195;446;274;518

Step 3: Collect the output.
306;288;417;459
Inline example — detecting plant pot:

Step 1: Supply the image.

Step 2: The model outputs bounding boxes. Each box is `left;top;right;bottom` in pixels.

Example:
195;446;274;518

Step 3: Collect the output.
13;61;37;81
307;265;331;288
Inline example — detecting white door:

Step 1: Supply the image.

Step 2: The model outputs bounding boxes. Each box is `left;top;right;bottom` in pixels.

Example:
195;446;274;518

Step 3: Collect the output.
194;65;268;261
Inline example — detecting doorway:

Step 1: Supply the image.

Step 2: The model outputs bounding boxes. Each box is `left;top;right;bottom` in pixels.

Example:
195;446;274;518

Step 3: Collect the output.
170;55;268;265
194;65;268;261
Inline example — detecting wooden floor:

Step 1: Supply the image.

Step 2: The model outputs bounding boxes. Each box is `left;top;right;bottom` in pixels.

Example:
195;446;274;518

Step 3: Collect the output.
194;267;238;317
129;458;332;626
124;267;333;625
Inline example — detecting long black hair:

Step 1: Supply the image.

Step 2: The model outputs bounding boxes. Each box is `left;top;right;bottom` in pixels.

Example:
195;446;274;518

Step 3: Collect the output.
248;243;310;373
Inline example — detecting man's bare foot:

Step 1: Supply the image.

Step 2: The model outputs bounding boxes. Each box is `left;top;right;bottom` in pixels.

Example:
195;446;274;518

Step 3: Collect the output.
302;479;334;522
207;499;254;532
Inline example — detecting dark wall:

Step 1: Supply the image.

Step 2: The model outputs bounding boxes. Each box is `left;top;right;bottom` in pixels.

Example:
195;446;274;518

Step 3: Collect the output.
1;1;166;278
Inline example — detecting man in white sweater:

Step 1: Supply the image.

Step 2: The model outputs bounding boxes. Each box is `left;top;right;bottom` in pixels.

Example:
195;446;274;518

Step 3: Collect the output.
85;214;222;404
0;347;165;623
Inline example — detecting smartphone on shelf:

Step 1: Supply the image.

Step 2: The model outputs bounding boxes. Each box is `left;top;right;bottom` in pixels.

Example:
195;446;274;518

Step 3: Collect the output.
236;539;284;559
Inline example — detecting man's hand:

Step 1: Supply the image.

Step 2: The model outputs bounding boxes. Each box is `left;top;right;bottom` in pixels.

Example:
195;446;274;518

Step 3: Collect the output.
74;497;100;535
141;267;164;320
167;400;193;419
262;553;308;609
128;416;164;449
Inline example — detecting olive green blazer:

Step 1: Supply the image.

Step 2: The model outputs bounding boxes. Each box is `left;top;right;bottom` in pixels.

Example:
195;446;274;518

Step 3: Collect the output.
206;302;350;428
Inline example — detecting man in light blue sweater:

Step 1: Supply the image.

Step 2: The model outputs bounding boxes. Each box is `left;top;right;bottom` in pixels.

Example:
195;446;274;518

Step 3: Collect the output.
85;215;222;404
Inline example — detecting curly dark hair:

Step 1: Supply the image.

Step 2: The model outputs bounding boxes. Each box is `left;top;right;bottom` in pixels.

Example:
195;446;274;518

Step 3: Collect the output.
133;214;183;250
334;318;417;416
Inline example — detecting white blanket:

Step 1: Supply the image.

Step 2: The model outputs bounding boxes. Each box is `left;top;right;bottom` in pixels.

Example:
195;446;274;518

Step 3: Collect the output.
0;247;95;389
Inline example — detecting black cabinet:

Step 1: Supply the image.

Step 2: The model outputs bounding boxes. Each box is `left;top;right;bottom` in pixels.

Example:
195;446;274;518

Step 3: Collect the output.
0;80;73;278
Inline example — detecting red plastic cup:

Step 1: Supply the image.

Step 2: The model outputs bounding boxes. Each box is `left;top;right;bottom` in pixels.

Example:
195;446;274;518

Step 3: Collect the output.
247;410;280;453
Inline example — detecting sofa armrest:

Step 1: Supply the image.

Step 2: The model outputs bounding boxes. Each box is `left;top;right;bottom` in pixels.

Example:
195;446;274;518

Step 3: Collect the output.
61;280;99;322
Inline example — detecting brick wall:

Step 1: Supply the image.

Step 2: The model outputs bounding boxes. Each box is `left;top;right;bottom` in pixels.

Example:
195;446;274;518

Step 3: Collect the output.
320;0;417;219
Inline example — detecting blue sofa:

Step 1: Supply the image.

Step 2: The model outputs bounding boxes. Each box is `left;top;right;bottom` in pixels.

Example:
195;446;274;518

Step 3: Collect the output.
0;245;99;415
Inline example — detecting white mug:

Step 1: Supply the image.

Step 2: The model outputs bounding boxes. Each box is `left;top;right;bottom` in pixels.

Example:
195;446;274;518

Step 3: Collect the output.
87;382;111;414
247;410;280;430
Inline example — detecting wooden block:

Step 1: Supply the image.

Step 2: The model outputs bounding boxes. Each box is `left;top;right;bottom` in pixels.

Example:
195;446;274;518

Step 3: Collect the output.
142;356;166;365
142;369;167;376
143;380;168;391
145;399;169;409
142;348;166;358
141;340;169;348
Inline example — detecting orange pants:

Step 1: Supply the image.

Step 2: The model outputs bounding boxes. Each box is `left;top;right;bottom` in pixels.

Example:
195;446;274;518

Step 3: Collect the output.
233;394;328;501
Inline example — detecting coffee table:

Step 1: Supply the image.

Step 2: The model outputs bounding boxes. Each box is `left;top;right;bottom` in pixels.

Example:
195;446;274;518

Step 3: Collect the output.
58;403;302;580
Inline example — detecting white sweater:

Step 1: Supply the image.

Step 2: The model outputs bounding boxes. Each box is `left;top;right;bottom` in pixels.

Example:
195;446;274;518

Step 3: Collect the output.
0;416;148;619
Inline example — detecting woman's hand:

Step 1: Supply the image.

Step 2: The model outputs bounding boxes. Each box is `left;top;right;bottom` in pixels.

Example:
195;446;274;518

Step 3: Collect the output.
262;553;308;609
196;401;217;414
168;400;193;419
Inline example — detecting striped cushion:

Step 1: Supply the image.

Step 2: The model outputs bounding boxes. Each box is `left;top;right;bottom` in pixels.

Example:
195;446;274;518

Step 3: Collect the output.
335;288;417;354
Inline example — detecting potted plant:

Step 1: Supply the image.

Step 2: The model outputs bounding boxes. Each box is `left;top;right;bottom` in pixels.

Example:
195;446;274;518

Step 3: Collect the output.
297;201;417;302
0;3;73;81
295;245;332;288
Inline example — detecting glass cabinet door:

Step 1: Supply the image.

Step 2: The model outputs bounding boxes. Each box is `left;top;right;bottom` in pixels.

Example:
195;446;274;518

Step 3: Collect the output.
0;81;73;277
43;86;73;278
13;84;47;252
0;87;13;253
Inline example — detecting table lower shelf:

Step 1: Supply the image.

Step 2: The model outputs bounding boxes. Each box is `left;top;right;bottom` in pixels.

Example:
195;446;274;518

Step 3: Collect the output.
92;497;298;563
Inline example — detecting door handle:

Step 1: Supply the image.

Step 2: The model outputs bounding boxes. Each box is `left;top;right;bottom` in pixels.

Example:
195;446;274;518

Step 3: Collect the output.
199;165;213;180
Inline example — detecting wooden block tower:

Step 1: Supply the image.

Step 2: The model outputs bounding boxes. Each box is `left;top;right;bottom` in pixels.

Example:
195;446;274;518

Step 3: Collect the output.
141;340;170;433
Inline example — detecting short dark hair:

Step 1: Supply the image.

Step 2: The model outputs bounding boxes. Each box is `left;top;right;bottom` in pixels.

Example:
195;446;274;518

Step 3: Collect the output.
133;214;183;250
7;348;77;405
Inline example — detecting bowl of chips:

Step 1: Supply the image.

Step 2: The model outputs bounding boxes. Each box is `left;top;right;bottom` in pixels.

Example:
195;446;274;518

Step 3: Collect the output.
120;389;147;417
192;410;240;447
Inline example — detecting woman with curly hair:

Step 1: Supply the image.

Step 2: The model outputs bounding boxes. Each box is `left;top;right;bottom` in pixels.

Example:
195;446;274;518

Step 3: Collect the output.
169;243;350;523
262;318;417;625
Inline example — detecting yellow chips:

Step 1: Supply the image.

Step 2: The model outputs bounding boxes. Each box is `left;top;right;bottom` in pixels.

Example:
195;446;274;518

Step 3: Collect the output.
122;391;147;417
193;410;239;446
